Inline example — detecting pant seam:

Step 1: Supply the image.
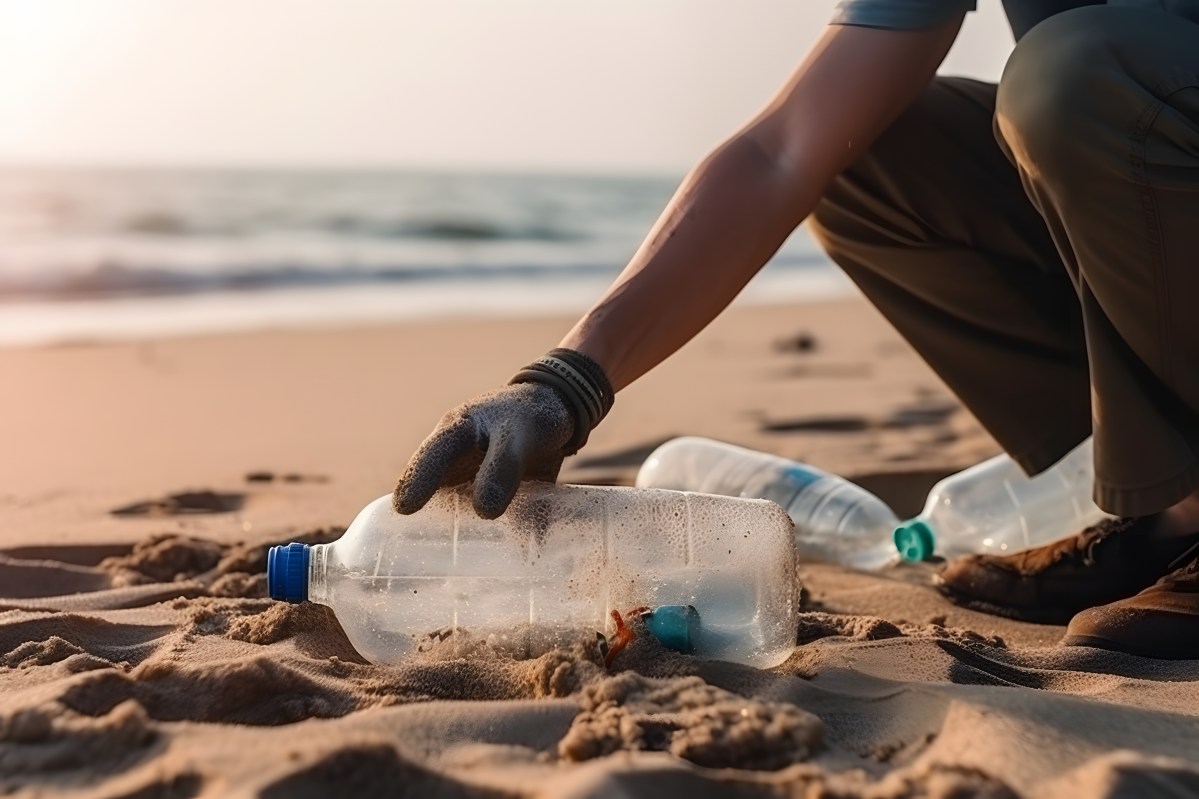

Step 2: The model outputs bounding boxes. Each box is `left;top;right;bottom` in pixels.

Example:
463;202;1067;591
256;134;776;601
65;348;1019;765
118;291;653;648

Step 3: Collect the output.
1128;95;1172;387
1127;76;1199;389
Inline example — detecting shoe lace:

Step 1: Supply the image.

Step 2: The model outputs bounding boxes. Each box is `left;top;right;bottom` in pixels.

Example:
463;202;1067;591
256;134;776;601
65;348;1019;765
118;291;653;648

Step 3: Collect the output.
1084;517;1149;565
1016;513;1136;575
1163;538;1199;582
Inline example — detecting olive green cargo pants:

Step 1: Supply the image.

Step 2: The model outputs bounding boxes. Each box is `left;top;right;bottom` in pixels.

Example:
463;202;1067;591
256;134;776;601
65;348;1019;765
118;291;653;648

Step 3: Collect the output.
810;5;1199;517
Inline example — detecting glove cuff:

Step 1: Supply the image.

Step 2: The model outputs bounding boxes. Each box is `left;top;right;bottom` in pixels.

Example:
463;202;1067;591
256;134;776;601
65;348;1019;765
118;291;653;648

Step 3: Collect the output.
509;348;615;455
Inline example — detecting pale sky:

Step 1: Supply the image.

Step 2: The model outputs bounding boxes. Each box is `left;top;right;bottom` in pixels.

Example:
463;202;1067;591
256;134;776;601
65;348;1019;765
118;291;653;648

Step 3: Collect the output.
0;0;1015;173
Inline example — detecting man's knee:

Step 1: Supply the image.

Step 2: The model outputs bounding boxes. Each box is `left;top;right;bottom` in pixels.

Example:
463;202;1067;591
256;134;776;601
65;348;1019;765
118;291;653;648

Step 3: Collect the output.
995;6;1130;177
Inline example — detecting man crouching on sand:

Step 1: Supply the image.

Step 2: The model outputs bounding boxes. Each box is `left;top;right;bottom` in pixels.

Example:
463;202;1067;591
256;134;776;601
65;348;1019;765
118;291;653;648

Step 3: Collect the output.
393;1;1199;660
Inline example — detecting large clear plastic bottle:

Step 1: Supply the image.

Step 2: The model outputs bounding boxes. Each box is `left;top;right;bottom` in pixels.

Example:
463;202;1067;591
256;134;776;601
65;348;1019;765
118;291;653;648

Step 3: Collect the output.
267;483;798;668
635;437;900;570
893;437;1107;562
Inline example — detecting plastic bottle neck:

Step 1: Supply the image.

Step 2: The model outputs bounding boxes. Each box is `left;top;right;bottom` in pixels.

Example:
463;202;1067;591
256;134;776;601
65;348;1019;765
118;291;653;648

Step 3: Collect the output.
307;543;330;605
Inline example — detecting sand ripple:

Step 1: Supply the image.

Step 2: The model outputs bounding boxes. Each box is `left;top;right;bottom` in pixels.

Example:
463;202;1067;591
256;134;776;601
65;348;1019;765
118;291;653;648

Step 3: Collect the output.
2;534;1199;797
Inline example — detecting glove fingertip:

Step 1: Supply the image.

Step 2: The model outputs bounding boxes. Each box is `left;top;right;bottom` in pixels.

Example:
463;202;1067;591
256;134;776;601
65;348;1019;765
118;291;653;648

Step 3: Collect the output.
473;429;524;519
472;475;518;520
392;482;418;515
393;419;477;515
393;474;433;515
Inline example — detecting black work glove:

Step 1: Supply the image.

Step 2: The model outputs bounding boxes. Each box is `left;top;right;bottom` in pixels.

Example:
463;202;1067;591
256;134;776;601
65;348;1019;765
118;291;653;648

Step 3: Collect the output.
393;348;614;520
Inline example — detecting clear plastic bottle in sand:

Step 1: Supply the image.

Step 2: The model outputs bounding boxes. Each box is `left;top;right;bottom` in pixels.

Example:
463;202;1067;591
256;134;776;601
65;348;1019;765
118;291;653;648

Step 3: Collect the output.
893;437;1107;562
635;437;899;570
267;483;798;668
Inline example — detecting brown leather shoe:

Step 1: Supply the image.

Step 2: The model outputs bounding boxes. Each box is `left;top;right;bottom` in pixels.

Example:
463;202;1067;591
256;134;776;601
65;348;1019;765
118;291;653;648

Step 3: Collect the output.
935;516;1199;624
1063;542;1199;659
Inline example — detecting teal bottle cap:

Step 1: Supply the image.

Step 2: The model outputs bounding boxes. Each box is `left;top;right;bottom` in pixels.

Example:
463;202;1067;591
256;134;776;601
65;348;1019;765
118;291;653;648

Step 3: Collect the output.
644;605;700;654
894;519;936;562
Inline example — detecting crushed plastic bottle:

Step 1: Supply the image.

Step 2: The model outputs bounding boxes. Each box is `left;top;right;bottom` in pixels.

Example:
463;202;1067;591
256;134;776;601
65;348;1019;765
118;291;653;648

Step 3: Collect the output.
267;483;799;668
894;437;1107;561
635;437;900;569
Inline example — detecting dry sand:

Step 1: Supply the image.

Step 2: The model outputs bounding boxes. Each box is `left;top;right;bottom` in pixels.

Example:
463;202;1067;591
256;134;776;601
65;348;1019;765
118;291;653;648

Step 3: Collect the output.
2;298;1197;798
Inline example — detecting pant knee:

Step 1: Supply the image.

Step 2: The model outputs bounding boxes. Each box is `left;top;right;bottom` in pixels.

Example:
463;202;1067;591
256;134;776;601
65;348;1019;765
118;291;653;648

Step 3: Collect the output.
995;6;1128;177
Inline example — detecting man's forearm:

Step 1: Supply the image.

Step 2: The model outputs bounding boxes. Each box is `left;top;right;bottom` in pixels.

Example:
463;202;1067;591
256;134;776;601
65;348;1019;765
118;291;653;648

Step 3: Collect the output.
559;132;816;391
559;21;963;393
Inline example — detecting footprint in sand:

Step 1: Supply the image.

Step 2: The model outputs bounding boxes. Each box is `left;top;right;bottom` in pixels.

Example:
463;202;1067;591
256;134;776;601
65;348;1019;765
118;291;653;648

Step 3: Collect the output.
772;331;819;354
110;490;245;517
757;415;872;434
882;402;961;429
244;471;330;485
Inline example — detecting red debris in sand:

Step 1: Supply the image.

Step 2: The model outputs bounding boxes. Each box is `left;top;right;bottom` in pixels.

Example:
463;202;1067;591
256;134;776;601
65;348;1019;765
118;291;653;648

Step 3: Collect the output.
603;607;649;669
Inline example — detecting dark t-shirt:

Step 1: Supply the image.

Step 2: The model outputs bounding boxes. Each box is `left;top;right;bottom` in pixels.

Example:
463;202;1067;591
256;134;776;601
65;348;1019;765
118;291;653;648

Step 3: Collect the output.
833;0;1196;39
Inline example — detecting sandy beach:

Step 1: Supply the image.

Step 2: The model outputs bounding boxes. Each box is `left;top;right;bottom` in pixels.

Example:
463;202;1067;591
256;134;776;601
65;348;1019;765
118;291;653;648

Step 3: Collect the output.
3;297;1198;798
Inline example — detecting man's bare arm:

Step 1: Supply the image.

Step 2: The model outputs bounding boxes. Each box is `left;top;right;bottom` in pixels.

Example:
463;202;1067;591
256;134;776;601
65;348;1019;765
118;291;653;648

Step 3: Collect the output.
560;19;964;390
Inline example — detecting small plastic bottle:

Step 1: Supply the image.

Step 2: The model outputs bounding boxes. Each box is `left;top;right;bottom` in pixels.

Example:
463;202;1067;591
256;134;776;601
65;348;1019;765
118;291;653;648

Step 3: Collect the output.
893;437;1106;562
635;437;900;569
267;483;798;668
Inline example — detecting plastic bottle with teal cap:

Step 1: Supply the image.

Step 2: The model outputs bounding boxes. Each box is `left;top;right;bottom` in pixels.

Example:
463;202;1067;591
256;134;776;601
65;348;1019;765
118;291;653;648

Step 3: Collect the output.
893;437;1105;562
636;436;900;570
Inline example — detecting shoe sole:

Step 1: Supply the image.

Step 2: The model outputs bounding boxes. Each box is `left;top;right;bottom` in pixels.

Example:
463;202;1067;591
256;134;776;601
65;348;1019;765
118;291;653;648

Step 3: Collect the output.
934;578;1079;626
1061;632;1199;660
1061;633;1130;653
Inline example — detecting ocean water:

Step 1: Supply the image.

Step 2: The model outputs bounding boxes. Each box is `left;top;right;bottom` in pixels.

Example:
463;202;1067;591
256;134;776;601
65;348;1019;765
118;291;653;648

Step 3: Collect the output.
0;168;849;345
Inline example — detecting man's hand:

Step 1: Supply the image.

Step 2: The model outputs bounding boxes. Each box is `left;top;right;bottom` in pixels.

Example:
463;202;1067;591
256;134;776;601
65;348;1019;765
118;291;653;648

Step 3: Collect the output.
393;382;575;520
395;348;613;520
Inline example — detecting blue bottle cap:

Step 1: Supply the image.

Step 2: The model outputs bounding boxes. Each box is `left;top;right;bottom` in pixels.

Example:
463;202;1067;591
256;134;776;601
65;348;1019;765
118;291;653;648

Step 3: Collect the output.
267;542;310;603
894;519;936;562
644;605;700;653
